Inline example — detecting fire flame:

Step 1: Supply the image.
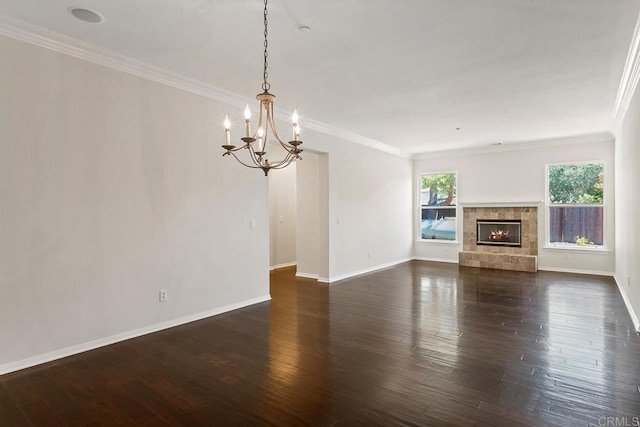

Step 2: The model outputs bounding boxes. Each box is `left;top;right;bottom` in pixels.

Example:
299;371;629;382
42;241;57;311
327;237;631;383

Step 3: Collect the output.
488;229;509;241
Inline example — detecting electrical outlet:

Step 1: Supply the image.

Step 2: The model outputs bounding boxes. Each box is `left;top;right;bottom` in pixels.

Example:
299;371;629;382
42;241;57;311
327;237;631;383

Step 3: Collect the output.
159;290;168;302
368;251;372;259
250;219;256;229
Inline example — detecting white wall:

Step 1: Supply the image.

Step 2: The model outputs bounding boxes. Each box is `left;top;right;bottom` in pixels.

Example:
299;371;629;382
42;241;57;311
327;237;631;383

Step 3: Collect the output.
615;80;640;329
269;163;296;268
327;144;413;280
0;36;270;371
295;152;320;278
0;33;416;370
413;137;616;274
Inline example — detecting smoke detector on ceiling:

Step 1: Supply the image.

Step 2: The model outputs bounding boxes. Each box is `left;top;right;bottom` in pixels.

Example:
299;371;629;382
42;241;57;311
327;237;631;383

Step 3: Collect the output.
69;7;104;23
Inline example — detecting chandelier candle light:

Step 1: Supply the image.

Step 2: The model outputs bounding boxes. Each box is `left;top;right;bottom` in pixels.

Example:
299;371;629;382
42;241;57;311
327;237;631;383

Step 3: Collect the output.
221;0;303;176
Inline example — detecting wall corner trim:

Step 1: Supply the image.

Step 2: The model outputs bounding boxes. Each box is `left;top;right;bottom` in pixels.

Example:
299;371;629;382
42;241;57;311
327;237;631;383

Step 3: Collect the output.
270;262;297;270
614;274;640;332
412;256;459;264
612;12;640;133
536;267;614;276
295;272;319;280
0;294;271;376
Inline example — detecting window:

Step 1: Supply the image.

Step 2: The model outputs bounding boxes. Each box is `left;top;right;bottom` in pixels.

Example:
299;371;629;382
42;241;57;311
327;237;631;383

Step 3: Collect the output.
420;172;457;241
546;162;604;248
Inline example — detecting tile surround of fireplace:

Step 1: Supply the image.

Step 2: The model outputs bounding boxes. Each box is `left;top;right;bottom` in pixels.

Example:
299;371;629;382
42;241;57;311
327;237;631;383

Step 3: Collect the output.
459;206;538;272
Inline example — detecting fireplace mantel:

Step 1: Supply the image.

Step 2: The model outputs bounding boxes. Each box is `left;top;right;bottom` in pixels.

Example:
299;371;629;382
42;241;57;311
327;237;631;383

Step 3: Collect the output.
459;201;542;208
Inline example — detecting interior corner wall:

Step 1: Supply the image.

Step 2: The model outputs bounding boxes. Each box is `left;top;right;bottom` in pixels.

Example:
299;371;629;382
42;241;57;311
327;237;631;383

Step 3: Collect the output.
269;162;297;268
614;80;640;329
317;154;330;281
0;35;270;371
296;135;413;282
326;144;413;281
295;152;320;277
413;139;615;274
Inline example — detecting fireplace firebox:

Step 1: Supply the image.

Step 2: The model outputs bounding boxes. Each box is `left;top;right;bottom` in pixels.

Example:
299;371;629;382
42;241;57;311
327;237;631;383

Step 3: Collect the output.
477;219;522;247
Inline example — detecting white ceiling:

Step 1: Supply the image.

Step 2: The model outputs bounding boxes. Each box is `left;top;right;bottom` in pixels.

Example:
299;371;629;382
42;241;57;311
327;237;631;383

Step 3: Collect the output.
1;0;638;154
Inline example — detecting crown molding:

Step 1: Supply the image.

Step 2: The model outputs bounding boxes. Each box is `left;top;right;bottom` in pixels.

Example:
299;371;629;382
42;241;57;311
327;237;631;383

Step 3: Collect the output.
412;132;613;160
0;15;250;107
612;12;640;133
302;118;410;158
0;14;409;159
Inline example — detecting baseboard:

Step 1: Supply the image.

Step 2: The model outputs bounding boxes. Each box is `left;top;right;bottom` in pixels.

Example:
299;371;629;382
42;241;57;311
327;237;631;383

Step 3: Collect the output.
295;272;319;280
0;294;271;376
326;258;413;283
270;262;296;271
537;266;615;277
412;256;459;264
297;258;459;283
614;274;640;332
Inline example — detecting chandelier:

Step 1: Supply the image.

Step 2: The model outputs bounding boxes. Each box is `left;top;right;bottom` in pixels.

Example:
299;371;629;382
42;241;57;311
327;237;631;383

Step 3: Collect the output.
222;0;303;176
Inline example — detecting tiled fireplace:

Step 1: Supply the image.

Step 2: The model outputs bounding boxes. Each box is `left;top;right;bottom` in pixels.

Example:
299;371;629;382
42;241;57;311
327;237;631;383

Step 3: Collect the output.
459;205;538;272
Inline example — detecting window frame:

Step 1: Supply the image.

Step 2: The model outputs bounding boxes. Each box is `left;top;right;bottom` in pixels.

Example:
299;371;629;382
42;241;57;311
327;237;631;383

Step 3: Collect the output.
544;160;607;251
417;171;459;243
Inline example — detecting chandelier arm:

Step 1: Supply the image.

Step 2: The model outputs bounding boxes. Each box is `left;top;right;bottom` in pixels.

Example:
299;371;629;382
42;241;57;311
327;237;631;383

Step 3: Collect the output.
262;103;280;145
276;136;294;151
228;151;265;170
266;104;291;147
271;161;292;170
272;163;292;170
249;145;272;170
254;103;265;140
228;144;248;153
271;157;296;170
247;146;264;167
268;151;297;169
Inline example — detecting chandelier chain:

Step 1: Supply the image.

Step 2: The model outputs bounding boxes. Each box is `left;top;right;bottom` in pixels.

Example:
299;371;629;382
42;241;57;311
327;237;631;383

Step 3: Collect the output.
262;0;270;92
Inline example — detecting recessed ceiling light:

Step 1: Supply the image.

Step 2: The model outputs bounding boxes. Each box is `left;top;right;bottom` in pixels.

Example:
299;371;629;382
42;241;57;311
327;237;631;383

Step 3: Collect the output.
298;26;311;34
69;7;104;23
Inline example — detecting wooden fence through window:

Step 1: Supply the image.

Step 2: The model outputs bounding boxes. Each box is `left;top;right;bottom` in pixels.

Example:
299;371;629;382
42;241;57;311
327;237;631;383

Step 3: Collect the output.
549;206;603;245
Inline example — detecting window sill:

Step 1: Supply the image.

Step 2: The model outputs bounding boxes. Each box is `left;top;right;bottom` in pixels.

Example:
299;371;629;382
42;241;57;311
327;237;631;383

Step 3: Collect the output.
416;240;460;245
542;245;611;254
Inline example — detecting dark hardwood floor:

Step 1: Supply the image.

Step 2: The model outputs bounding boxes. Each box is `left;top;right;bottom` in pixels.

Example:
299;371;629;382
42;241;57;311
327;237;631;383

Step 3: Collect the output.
2;261;639;426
